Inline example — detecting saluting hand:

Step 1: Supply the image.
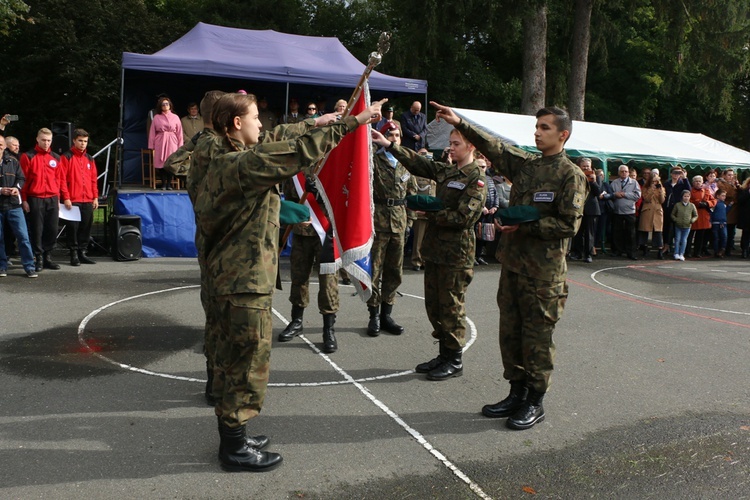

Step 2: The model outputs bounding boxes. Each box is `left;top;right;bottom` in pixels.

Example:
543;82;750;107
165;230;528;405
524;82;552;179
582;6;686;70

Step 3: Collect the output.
314;113;339;127
370;129;390;148
355;98;388;125
430;101;460;126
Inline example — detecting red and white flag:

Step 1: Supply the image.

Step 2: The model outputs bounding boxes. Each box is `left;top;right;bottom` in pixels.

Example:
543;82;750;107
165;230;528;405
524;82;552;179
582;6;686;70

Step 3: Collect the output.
302;86;374;301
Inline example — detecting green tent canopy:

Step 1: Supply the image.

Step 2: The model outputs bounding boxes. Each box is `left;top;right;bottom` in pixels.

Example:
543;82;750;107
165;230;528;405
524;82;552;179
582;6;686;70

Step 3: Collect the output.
427;108;750;175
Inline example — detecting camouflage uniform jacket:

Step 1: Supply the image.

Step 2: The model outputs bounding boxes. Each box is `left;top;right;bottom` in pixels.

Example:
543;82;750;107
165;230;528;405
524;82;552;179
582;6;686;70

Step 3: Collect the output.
457;120;587;282
188;120;318;253
389;144;486;269
196;117;359;297
372;149;417;234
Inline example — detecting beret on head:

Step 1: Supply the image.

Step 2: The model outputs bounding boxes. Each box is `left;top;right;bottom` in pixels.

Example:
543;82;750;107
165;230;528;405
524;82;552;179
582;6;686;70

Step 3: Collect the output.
406;194;444;212
380;122;399;135
495;205;541;225
279;200;311;225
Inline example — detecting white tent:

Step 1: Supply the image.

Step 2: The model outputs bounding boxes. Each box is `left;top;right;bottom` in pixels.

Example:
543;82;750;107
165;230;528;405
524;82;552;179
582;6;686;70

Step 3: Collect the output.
426;108;750;171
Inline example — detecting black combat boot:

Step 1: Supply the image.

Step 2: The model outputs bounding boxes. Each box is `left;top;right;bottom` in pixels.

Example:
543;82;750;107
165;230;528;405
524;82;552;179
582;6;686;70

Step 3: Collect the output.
322;314;337;353
217;421;280;472
481;381;528;418
70;249;80;266
426;348;463;381
380;303;404;335
43;252;60;270
506;388;545;430
78;250;96;264
217;417;269;451
278;305;304;342
415;340;447;373
367;305;380;337
205;362;216;407
34;255;43;272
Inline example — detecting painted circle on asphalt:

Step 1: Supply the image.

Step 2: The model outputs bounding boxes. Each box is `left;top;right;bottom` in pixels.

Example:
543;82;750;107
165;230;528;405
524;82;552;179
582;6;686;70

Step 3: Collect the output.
76;284;479;387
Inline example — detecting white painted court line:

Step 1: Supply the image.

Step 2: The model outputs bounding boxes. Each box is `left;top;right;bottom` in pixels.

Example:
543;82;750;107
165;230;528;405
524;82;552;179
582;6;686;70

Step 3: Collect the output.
591;266;750;316
77;284;493;500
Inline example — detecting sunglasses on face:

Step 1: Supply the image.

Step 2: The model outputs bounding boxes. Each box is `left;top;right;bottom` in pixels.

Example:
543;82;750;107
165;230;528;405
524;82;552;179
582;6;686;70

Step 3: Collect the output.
308;107;317;111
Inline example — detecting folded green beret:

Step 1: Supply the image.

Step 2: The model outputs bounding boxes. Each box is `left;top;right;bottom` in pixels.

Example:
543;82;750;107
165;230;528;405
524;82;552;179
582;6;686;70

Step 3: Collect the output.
406;195;445;212
495;205;540;225
279;200;311;225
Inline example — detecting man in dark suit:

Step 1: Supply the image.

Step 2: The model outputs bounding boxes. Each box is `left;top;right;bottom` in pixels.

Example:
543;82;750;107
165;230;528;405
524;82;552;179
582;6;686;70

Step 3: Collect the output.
400;101;427;151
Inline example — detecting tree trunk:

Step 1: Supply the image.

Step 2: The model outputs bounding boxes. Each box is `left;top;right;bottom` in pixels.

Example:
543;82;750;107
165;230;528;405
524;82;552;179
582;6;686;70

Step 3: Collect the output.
568;0;594;121
520;1;548;115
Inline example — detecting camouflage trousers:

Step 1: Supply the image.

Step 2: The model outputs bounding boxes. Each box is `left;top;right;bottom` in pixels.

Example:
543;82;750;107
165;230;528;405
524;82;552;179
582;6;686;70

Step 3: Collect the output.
411;219;428;267
367;230;405;307
424;261;474;351
211;293;273;428
199;256;217;378
496;269;568;393
289;233;339;314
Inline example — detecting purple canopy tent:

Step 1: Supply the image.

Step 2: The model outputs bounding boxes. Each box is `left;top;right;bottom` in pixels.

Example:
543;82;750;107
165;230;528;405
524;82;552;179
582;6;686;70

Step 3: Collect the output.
119;22;428;184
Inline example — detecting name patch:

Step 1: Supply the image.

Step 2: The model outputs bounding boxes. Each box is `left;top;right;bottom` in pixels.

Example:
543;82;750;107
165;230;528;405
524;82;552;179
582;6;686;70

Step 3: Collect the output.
400;172;411;182
447;181;466;190
533;191;554;202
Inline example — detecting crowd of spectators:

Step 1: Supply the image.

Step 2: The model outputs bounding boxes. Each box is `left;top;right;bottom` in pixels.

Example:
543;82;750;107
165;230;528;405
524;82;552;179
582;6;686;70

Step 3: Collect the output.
569;162;750;261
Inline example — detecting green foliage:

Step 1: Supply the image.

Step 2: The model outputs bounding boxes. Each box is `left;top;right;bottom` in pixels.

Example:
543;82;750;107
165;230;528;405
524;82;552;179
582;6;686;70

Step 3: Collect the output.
1;0;750;153
0;0;30;36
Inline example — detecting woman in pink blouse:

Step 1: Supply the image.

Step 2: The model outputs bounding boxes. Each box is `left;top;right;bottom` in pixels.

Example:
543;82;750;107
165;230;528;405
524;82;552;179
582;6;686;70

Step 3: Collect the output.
148;97;183;190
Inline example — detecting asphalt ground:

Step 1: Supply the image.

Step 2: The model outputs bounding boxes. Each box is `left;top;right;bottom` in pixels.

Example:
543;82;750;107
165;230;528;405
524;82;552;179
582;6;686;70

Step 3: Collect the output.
1;248;749;499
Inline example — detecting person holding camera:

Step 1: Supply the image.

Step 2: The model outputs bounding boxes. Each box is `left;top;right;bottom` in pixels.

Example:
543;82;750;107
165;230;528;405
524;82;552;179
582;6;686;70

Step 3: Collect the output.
637;168;667;258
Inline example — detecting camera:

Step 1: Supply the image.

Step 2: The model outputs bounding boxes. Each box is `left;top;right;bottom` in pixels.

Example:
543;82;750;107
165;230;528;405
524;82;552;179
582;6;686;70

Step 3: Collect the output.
5;114;18;122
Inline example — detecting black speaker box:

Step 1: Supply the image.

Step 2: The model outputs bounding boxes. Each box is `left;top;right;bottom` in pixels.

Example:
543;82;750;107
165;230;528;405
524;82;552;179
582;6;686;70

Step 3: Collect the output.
110;215;142;261
51;121;74;155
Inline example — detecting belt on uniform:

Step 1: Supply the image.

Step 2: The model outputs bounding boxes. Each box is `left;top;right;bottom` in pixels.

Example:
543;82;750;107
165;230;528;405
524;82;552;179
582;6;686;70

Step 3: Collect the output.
374;198;406;207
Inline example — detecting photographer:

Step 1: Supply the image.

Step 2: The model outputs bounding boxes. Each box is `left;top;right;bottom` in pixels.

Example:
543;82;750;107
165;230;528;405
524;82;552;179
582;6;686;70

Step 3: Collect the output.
0;114;18;137
637;169;667;258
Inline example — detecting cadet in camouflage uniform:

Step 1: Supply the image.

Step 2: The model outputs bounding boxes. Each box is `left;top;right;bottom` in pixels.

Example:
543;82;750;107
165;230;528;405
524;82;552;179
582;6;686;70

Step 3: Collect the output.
366;122;418;337
278;176;341;353
432;102;587;430
187;91;331;407
371;127;487;381
185;91;225;407
195;92;385;472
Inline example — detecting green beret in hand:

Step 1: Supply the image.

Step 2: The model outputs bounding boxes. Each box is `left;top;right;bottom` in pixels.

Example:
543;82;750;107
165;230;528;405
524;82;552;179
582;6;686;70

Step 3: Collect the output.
406;195;445;212
495;205;540;225
280;200;310;225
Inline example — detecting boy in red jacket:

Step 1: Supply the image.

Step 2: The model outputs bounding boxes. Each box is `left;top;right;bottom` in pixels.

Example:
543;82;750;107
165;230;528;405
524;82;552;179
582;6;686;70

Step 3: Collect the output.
20;128;71;271
61;129;99;265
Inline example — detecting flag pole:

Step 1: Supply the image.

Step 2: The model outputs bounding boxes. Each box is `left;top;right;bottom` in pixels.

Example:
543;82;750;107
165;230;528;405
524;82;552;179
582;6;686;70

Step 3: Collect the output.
278;33;391;253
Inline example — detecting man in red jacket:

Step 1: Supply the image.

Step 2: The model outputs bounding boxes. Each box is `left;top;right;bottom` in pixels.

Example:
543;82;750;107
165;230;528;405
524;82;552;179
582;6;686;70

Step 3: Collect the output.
61;129;99;266
20;128;71;271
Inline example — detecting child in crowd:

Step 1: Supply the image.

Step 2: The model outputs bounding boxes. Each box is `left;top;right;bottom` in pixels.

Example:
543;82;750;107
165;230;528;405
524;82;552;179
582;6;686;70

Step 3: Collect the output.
711;189;728;258
671;189;698;261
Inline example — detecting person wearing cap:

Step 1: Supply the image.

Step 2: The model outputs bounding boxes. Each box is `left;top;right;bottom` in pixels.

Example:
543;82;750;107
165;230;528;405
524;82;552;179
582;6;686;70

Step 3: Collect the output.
661;166;691;256
375;105;401;136
428;101;587;431
258;97;277;132
366;122;417;337
603;164;642;260
371;123;486;382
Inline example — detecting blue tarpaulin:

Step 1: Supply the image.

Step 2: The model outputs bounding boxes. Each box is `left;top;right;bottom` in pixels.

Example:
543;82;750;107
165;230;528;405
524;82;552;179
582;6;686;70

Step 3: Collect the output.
116;192;197;258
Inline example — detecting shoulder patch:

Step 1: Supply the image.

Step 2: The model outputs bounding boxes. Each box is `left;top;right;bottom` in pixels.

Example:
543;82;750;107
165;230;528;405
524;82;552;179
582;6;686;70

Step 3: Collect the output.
477;179;485;188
